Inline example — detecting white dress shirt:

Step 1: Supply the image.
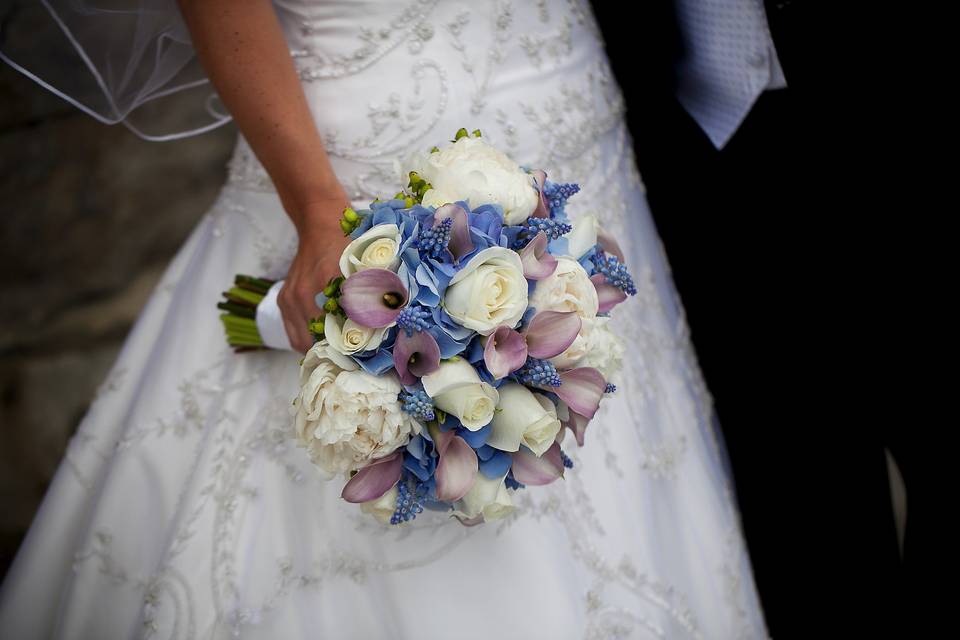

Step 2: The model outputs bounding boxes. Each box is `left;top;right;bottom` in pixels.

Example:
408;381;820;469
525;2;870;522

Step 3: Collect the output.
674;0;788;149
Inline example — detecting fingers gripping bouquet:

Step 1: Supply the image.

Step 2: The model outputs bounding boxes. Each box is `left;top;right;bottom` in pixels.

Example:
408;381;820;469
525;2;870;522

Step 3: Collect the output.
217;129;637;526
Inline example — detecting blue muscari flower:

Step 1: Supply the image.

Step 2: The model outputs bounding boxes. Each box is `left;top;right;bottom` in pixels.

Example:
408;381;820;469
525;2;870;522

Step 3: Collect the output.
400;389;435;422
418;217;453;259
391;470;428;525
409;200;507;268
515;357;562;387
511;216;573;249
396;305;432;336
605;382;617;393
559;449;574;469
592;251;638;296
543;181;580;220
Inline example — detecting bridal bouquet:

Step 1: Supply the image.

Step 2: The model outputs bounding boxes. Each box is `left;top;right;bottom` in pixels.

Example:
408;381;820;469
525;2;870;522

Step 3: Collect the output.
217;129;636;526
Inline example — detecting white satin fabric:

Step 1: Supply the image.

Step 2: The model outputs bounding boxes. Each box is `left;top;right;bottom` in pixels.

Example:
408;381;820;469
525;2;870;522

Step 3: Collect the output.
0;1;769;638
255;281;293;351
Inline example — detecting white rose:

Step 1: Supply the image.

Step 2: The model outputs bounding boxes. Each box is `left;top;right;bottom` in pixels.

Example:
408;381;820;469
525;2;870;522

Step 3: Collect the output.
421;358;499;431
443;246;528;335
409;136;539;224
565;215;599;259
549;316;623;379
324;313;388;356
528;256;599;319
360;484;398;525
487;383;562;456
292;342;418;475
339;224;402;276
452;473;514;522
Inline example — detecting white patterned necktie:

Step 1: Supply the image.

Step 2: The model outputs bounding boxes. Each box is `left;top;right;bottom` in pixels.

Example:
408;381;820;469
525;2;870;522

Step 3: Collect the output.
674;0;788;149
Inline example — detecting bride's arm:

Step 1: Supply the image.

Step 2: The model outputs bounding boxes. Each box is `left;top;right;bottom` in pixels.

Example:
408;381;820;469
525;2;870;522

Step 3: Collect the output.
177;0;349;352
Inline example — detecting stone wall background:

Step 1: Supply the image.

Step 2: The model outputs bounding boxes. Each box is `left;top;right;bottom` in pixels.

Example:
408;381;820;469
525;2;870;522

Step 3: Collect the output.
0;56;237;579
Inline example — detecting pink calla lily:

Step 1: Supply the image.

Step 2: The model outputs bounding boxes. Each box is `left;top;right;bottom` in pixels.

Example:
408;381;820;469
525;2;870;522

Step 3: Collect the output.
393;330;441;385
452;514;486;527
433;203;474;264
596;227;626;262
553;367;606;419
338;268;408;328
483;326;529;379
523;310;581;359
529;169;550;219
519;231;558;280
482;311;581;379
433;429;479;502
591;273;628;313
341;452;403;503
562;408;591;447
511;442;564;485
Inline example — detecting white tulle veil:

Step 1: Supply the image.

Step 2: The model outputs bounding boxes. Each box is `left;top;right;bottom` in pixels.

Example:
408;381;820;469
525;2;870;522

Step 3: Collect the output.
0;0;231;141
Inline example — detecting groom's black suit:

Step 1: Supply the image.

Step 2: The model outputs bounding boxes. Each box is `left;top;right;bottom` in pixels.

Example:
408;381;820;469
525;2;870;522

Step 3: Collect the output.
590;2;920;636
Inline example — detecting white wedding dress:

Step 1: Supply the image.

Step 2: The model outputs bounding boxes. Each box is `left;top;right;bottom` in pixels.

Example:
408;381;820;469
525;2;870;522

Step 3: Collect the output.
0;1;769;638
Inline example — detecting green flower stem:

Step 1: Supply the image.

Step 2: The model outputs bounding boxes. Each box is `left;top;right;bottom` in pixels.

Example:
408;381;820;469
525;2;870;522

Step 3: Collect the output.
224;329;263;344
226;287;265;306
228;338;264;348
222;323;261;338
234;275;274;293
220;314;260;337
216;301;256;318
223;322;260;334
218;273;282;352
221;293;258;307
220;313;258;327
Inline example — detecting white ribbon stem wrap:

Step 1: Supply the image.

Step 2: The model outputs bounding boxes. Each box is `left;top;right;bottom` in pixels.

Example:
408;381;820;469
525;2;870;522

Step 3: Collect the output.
255;280;293;351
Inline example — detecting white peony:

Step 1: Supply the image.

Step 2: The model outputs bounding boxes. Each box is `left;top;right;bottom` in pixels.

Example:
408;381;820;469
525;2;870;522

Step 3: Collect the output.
528;256;599;320
339;223;402;276
549;316;624;379
323;313;388;357
408;136;539;224
452;473;514;522
487;383;562;456
292;342;419;476
421;358;499;431
579;318;625;379
360;485;399;525
443;246;528;335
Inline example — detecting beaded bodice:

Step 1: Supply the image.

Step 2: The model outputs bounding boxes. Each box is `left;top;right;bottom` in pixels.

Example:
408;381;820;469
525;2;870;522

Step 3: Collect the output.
225;0;627;209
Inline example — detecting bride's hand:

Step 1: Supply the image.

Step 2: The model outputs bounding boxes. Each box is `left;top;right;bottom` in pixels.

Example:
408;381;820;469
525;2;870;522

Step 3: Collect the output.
278;190;353;353
177;0;355;351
